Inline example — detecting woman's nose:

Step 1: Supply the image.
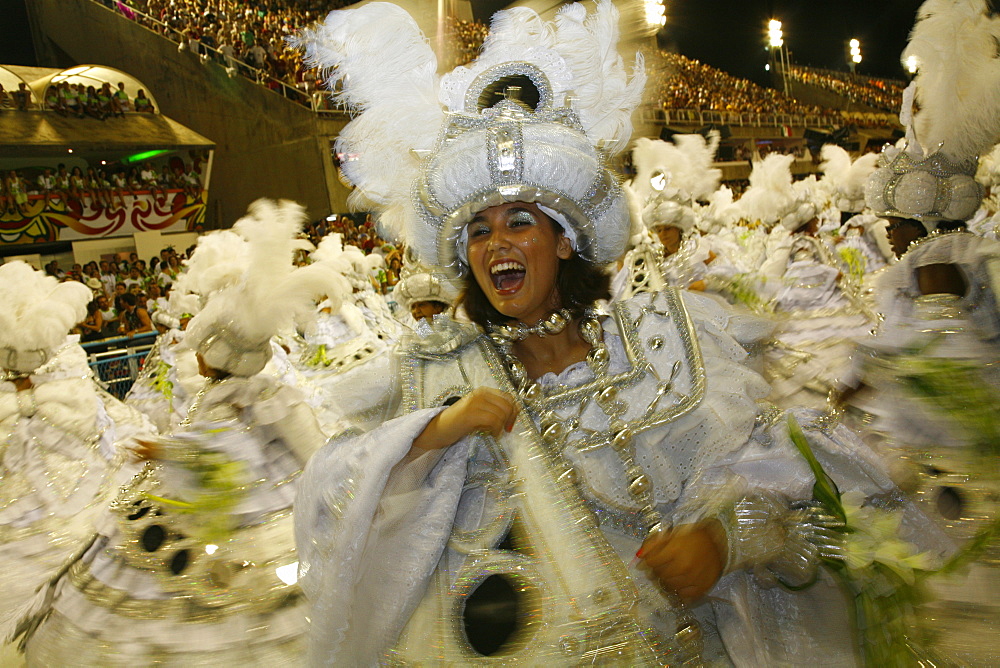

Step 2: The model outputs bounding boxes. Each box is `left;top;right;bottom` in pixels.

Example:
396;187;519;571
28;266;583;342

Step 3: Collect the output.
486;227;511;251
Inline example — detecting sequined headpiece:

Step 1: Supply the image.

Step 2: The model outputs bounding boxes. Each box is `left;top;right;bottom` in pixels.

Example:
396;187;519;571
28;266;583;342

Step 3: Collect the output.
297;1;645;277
865;0;1000;226
864;143;983;223
393;256;461;311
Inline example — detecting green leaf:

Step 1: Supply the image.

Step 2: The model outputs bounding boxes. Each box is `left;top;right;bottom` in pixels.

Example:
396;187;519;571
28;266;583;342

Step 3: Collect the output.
787;415;845;523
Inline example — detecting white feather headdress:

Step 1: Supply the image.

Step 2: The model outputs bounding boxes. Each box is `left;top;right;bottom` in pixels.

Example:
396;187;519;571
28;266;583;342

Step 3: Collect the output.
171;230;249;303
819;145;879;214
629;133;720;232
904;0;1000;160
185;200;346;377
297;1;645;275
866;0;1000;223
0;262;91;373
735;154;816;230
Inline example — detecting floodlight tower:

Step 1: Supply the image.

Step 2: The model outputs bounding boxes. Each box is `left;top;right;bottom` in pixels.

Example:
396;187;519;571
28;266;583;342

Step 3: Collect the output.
768;19;790;95
848;38;862;74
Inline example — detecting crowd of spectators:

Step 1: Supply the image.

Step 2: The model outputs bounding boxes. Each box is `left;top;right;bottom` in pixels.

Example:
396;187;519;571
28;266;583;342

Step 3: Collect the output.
440;16;489;70
0;82;34;111
100;0;491;110
0;156;205;216
96;0;902;132
0;79;155;117
43;246;192;341
656;52;828;116
104;0;346;106
786;65;905;113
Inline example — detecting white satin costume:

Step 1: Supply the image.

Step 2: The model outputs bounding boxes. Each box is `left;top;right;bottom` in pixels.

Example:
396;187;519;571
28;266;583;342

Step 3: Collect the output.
1;339;153;644
295;290;935;666
24;371;327;666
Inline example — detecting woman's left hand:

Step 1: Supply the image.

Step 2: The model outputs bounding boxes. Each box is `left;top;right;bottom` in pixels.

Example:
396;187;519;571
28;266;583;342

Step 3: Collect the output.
636;520;727;604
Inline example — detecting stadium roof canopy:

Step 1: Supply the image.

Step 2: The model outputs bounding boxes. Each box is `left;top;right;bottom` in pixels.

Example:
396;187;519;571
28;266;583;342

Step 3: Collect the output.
0;65;213;161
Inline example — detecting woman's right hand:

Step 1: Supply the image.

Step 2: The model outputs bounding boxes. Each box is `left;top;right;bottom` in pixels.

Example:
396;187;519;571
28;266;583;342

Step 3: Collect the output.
413;387;519;451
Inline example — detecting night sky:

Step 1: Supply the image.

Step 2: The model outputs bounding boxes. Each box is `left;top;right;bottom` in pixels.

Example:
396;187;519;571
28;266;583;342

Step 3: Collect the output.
1;0;923;83
662;0;924;84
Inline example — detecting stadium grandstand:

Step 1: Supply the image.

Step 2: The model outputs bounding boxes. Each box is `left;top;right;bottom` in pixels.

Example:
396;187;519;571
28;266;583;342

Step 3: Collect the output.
0;0;910;412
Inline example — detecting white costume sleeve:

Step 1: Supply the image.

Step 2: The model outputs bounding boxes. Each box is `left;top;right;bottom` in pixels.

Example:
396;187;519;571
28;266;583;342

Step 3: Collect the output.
295;409;473;666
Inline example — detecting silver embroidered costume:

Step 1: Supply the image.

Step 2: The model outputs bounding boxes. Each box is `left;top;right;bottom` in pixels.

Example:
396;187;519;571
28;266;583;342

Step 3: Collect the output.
24;373;326;666
294;290;933;666
844;231;1000;665
0;339;153;647
23;200;340;665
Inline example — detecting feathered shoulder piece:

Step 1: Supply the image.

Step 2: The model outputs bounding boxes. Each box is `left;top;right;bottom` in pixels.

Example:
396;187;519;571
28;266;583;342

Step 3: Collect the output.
0;262;91;373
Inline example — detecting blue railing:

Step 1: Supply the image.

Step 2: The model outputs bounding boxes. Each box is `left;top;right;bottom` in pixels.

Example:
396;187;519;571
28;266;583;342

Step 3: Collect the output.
84;332;157;399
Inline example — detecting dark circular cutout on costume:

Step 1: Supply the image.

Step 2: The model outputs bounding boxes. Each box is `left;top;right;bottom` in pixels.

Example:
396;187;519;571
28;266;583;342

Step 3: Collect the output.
462;574;521;656
936;486;964;520
477;75;541;112
141;524;166;552
127;502;150;521
170;549;190;575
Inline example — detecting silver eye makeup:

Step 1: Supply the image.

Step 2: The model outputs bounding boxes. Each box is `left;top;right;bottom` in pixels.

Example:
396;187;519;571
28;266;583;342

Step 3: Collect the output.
508;209;537;227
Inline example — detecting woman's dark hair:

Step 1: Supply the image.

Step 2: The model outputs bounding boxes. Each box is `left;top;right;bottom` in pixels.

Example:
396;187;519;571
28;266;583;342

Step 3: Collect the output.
120;293;137;307
458;244;611;330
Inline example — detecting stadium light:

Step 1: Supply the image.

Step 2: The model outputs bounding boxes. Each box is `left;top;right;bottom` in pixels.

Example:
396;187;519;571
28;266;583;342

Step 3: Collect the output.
768;20;783;48
645;0;667;29
848;38;862;72
767;19;789;95
905;55;919;74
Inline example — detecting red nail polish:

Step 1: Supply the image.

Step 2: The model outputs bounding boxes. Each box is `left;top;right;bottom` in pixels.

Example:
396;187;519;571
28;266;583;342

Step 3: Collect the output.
635;547;645;559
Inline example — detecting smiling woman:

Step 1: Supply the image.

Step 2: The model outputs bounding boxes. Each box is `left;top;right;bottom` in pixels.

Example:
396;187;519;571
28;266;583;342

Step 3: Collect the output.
292;2;940;666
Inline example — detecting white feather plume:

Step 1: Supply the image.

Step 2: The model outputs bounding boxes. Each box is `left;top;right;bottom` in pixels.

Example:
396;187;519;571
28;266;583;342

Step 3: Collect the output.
186;200;346;351
0;262;91;356
172;230;249;300
976;141;1000;185
552;0;645;155
706;185;741;230
819;145;879;210
630;132;721;205
904;0;1000;159
294;3;444;242
736;154;795;224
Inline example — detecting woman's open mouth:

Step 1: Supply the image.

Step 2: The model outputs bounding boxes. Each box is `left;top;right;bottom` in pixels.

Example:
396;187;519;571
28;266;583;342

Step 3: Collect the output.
490;260;526;294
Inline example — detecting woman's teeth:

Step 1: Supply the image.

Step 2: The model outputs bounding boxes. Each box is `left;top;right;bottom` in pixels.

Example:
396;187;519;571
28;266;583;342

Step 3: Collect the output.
490;261;525;274
490;261;526;291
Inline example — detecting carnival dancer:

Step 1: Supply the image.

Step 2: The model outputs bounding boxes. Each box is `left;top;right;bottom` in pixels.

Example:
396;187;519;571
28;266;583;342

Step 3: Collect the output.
741;154;875;411
391;253;461;327
847;3;1000;659
124;229;251;434
24;200;337;665
0;262;155;649
293;4;946;666
615;133;720;299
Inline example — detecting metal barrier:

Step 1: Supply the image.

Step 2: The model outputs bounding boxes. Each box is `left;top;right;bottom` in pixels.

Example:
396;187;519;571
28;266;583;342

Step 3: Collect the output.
83;332;157;399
